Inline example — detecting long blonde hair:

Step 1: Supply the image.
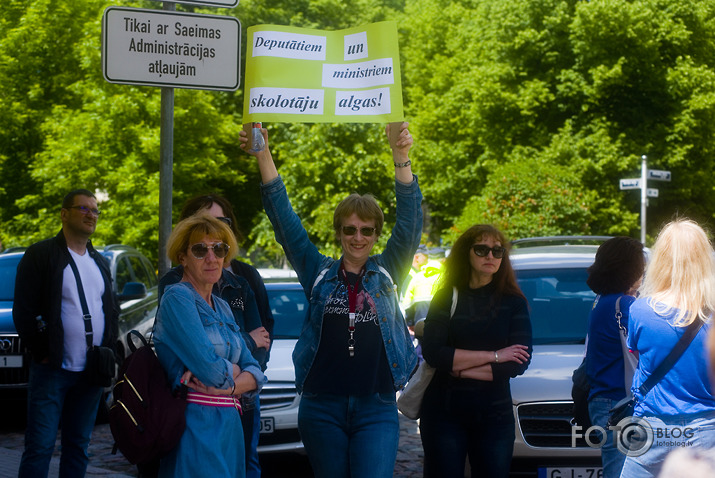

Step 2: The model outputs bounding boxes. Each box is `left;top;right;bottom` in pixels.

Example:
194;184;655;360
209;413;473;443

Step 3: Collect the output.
640;218;715;326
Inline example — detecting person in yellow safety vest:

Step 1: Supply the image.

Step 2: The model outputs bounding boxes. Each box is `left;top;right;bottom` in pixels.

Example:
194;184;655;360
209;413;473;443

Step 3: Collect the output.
401;247;443;327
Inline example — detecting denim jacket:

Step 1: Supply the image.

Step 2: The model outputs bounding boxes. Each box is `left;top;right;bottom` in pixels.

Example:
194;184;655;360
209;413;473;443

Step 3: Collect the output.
260;175;423;393
160;266;268;372
155;282;266;401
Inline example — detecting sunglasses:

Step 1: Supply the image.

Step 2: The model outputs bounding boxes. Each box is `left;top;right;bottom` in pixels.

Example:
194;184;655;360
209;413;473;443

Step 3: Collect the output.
471;244;506;259
190;242;230;260
341;226;376;237
216;216;233;227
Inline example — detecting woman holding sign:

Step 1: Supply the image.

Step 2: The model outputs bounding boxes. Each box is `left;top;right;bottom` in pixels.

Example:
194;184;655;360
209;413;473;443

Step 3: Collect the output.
240;122;422;478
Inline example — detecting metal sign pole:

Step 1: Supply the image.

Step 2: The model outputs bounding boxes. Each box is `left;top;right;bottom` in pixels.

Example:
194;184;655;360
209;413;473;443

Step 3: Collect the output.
158;1;176;278
640;155;647;244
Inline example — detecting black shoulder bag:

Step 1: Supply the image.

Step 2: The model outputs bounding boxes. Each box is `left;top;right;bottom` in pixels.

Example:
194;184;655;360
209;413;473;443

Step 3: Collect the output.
68;257;116;387
607;320;702;428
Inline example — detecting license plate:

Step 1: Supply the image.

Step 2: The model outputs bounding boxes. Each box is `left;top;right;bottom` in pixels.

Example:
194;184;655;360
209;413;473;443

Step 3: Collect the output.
259;417;275;434
0;355;23;368
538;467;603;478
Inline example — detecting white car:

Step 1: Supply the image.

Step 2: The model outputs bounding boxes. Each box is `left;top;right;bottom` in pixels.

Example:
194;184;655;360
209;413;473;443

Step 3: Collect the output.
258;279;306;454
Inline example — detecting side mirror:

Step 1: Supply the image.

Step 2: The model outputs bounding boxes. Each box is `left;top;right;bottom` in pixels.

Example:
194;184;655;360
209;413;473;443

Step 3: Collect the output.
119;282;147;301
413;318;426;340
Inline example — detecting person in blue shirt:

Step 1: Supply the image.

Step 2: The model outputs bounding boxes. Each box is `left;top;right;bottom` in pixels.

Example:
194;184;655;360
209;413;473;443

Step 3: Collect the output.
154;214;266;478
585;236;645;478
620;219;715;478
240;122;422;478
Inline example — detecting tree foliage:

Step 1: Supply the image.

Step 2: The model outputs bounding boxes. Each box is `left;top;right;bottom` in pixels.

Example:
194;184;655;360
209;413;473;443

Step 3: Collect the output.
1;0;715;265
400;0;715;245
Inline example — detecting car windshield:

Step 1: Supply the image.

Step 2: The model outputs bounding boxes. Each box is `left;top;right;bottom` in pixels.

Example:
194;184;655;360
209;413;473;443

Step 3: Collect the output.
267;287;308;339
516;267;595;345
0;256;21;301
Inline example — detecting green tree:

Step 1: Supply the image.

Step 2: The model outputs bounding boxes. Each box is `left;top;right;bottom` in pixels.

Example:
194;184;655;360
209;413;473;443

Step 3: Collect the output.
400;0;715;244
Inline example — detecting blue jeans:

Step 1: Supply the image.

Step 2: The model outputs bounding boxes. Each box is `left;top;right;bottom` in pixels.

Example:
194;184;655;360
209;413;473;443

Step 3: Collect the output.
619;413;715;478
589;396;626;478
19;362;103;478
420;394;515;478
298;392;400;478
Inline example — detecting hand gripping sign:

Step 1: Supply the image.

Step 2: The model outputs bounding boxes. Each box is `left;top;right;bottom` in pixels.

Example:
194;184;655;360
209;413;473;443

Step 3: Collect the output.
243;21;404;123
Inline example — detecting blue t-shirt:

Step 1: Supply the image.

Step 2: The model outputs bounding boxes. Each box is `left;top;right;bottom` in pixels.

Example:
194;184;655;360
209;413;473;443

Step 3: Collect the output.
586;293;635;401
628;297;715;418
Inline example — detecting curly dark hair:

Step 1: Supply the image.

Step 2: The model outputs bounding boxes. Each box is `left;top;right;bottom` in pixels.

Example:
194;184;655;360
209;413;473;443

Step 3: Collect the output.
586;236;645;295
439;224;524;300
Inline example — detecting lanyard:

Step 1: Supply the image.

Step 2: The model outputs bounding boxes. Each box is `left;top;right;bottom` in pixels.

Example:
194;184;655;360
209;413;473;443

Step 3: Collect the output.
341;264;365;357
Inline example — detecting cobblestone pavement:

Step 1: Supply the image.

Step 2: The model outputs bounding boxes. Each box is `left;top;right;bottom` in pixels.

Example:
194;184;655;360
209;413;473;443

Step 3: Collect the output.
0;412;424;478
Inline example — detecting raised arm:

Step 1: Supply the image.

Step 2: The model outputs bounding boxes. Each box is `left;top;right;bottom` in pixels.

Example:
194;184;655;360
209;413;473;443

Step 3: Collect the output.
239;124;277;184
387;122;414;185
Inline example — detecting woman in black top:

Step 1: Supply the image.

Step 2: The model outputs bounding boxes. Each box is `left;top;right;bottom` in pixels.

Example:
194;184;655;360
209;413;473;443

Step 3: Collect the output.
420;224;532;478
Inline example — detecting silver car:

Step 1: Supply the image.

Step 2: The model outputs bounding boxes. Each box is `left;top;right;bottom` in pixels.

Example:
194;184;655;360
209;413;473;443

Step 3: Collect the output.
509;239;604;476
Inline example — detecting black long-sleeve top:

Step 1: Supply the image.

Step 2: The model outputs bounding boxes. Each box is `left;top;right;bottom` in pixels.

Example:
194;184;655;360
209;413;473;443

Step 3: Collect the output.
421;282;532;406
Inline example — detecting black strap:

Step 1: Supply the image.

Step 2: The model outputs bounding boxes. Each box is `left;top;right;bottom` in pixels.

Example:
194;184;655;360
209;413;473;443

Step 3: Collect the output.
639;320;702;396
67;257;93;349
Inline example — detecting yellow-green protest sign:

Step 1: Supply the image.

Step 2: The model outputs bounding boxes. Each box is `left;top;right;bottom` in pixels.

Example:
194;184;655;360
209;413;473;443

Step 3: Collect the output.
243;21;403;123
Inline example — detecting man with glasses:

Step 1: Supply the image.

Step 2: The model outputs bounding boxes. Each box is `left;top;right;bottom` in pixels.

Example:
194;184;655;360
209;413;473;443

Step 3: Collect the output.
13;188;119;478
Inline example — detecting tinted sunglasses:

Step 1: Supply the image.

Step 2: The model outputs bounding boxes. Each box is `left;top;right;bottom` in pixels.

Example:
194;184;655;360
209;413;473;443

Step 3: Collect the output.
341;226;376;237
190;242;230;260
472;244;506;259
216;216;233;227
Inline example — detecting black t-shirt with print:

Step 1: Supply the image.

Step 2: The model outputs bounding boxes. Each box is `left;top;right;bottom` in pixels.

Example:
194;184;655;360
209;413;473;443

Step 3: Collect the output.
303;270;394;396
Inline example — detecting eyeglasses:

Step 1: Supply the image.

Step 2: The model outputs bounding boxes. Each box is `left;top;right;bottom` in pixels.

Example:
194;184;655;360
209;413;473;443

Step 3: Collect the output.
190;242;230;260
342;226;376;237
472;244;506;259
67;205;101;216
216;217;232;227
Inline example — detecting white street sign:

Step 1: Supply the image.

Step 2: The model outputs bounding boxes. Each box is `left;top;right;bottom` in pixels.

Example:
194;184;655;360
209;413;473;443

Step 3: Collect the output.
647;188;659;198
102;7;241;91
619;178;641;190
148;0;239;7
647;169;671;181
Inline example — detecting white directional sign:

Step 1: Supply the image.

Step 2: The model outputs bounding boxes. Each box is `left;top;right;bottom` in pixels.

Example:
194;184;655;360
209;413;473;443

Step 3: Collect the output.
647;188;659;198
647;169;671;181
149;0;239;7
619;178;641;190
102;7;241;91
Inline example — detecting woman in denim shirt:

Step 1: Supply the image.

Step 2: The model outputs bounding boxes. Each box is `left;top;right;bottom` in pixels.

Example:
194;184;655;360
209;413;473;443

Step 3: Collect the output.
240;123;422;478
159;194;273;478
155;215;266;478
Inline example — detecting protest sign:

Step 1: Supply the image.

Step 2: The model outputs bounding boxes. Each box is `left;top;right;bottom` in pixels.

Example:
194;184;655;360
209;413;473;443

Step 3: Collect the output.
243;21;403;123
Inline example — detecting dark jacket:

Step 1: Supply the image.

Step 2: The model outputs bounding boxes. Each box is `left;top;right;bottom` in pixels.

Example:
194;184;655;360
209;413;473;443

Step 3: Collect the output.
13;230;120;367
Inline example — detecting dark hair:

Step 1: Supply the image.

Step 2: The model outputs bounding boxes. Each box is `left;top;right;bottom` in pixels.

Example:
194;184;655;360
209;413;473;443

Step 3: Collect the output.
440;224;525;300
179;194;243;243
586;236;645;295
62;189;96;209
332;193;385;238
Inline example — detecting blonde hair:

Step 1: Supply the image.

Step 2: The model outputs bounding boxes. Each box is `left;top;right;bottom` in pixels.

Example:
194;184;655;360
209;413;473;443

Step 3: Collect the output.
639;218;715;326
166;214;238;266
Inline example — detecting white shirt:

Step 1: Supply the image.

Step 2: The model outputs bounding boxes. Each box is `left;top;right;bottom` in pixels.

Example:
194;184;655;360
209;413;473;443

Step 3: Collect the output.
61;248;106;371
